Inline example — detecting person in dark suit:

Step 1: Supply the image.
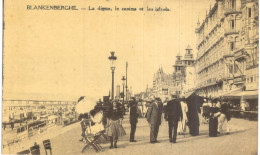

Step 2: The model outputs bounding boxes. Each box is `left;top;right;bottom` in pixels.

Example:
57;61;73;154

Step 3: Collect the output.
146;97;163;143
165;95;183;143
129;97;139;142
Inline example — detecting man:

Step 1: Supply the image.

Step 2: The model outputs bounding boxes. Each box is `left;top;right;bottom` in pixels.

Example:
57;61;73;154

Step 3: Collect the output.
165;95;183;143
130;97;139;142
146;97;163;143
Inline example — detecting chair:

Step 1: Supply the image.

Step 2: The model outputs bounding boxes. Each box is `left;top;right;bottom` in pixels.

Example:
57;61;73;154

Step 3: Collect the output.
81;130;106;153
16;149;30;155
43;139;52;155
30;144;40;155
81;112;106;153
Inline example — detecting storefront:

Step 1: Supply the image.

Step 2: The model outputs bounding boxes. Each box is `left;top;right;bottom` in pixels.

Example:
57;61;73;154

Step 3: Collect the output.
223;90;258;120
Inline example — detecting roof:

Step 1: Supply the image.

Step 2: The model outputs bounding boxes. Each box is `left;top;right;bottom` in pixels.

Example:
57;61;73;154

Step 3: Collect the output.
176;52;182;57
186;45;192;50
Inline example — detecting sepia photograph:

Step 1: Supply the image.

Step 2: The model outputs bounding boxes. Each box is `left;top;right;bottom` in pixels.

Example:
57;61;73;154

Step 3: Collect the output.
2;0;259;154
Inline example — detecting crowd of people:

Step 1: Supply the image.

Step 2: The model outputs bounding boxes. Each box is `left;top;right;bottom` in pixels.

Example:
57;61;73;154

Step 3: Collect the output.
77;94;232;149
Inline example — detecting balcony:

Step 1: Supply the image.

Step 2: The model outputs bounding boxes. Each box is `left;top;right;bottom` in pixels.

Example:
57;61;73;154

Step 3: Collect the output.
234;48;248;62
224;28;239;36
224;8;242;16
233;75;246;85
223;53;234;59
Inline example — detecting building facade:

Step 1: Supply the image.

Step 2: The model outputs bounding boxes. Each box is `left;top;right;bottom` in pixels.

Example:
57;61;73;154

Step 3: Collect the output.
173;45;196;97
152;67;174;98
195;0;258;110
195;0;258;97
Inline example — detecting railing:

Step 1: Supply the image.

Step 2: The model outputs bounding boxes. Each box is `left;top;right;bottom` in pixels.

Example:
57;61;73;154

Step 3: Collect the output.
2;120;60;148
3;100;76;108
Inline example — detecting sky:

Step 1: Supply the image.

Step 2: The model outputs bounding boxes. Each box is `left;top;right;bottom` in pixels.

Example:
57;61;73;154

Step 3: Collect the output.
3;0;215;101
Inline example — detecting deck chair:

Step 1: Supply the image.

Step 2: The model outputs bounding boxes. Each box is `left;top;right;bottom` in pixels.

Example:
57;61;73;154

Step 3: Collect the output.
81;111;107;153
16;149;30;155
43;139;52;155
30;144;40;155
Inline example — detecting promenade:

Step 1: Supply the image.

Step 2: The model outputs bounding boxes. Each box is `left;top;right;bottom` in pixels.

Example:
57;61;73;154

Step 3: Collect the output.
5;113;258;155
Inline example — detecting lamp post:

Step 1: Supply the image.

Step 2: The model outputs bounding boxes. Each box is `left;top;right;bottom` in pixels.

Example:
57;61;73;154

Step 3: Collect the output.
126;62;128;101
108;51;117;100
121;76;126;113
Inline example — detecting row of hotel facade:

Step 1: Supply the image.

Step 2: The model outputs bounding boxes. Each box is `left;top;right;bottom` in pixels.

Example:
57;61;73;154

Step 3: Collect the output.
145;0;258;110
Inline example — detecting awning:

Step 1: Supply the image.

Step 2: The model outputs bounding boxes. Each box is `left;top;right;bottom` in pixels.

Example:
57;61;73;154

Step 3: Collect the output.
219;87;243;99
238;90;258;99
222;90;258;100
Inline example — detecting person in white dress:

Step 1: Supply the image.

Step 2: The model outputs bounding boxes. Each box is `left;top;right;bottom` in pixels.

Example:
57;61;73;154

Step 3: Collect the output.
142;101;147;117
178;98;188;135
89;110;104;134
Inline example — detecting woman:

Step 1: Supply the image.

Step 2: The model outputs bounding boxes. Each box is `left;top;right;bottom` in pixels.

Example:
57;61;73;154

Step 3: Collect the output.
186;94;201;136
209;99;221;137
89;107;104;133
178;97;188;135
218;99;231;134
106;100;126;148
142;101;148;117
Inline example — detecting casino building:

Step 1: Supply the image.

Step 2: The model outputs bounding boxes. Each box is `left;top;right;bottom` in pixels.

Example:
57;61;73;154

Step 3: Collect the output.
172;45;196;97
152;67;174;98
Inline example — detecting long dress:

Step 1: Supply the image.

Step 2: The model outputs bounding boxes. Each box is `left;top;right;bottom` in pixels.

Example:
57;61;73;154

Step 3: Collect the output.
90;111;104;134
209;107;220;137
106;107;126;137
178;101;188;133
187;94;202;136
143;102;147;116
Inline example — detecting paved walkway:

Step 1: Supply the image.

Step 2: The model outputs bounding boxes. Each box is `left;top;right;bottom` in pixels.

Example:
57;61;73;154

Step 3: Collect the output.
4;113;258;155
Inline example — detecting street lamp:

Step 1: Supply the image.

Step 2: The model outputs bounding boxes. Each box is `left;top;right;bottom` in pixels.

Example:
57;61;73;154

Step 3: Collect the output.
108;51;117;100
121;76;126;113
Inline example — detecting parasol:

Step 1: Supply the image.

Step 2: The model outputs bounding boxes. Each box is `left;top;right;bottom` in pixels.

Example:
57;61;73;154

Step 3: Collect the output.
75;96;97;114
184;91;195;99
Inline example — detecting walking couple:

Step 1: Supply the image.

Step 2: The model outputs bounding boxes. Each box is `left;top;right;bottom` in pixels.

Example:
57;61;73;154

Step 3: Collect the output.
146;95;183;143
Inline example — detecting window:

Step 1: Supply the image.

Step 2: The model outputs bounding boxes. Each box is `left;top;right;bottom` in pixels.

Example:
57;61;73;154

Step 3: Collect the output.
234;64;238;73
231;20;235;29
250;77;254;83
248;8;251;18
229;65;233;73
230;42;234;51
231;0;235;9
